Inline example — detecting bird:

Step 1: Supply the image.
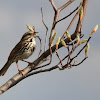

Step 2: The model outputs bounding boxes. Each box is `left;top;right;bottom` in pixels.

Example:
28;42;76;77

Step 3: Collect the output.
0;28;38;76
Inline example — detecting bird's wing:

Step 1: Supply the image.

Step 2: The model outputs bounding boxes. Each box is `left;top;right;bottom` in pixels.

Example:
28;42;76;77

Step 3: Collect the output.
8;41;26;61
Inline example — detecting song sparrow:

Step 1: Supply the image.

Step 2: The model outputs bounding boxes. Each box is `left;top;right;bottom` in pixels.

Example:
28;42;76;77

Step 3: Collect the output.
0;30;37;76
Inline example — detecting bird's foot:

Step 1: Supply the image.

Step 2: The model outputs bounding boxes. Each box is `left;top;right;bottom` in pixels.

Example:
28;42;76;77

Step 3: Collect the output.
29;62;35;67
18;69;24;75
22;60;35;67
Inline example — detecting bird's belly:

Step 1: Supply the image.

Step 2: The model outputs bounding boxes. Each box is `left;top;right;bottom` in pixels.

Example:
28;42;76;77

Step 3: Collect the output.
15;41;36;61
23;50;32;59
21;48;34;59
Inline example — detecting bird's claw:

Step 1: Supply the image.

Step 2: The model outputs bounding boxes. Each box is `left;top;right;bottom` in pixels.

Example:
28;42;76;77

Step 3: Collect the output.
29;62;35;67
18;69;24;75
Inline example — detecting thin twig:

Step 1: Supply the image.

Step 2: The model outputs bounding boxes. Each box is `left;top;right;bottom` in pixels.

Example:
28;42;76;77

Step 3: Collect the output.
58;0;75;11
37;55;52;68
57;47;74;67
57;3;80;24
36;36;42;57
38;7;52;68
41;8;48;51
36;44;53;69
61;8;80;40
72;57;88;66
71;36;91;60
66;34;84;45
55;50;63;66
25;65;58;78
67;46;71;65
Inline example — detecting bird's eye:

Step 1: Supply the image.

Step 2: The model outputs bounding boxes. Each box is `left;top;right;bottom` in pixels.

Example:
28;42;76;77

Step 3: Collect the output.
28;33;32;35
30;38;32;42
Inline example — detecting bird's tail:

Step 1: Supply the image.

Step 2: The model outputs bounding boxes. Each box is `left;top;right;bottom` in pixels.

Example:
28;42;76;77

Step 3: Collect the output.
0;61;12;76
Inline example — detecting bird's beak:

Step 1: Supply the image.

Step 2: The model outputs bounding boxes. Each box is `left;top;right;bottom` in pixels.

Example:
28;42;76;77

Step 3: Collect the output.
34;32;38;34
33;32;38;38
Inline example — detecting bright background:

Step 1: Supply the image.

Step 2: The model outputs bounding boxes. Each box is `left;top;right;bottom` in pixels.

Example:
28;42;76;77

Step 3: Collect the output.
0;0;100;100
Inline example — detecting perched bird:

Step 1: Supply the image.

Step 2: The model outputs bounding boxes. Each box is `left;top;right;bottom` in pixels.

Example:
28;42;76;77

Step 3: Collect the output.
0;28;37;76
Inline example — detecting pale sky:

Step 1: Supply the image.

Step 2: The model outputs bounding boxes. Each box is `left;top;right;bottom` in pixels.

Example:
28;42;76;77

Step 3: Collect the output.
0;0;100;100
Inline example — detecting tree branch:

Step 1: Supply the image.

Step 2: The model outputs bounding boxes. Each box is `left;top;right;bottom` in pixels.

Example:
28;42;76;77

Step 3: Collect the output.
0;0;88;95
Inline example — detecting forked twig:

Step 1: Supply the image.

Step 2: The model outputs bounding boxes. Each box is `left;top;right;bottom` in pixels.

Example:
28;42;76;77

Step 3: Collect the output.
49;0;75;45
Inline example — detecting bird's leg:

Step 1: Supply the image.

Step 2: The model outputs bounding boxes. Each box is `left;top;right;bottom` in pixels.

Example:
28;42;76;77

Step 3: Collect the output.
16;62;23;75
21;60;35;67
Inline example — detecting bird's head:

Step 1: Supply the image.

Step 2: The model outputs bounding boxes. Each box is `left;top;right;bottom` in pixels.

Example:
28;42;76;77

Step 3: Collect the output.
21;26;38;41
